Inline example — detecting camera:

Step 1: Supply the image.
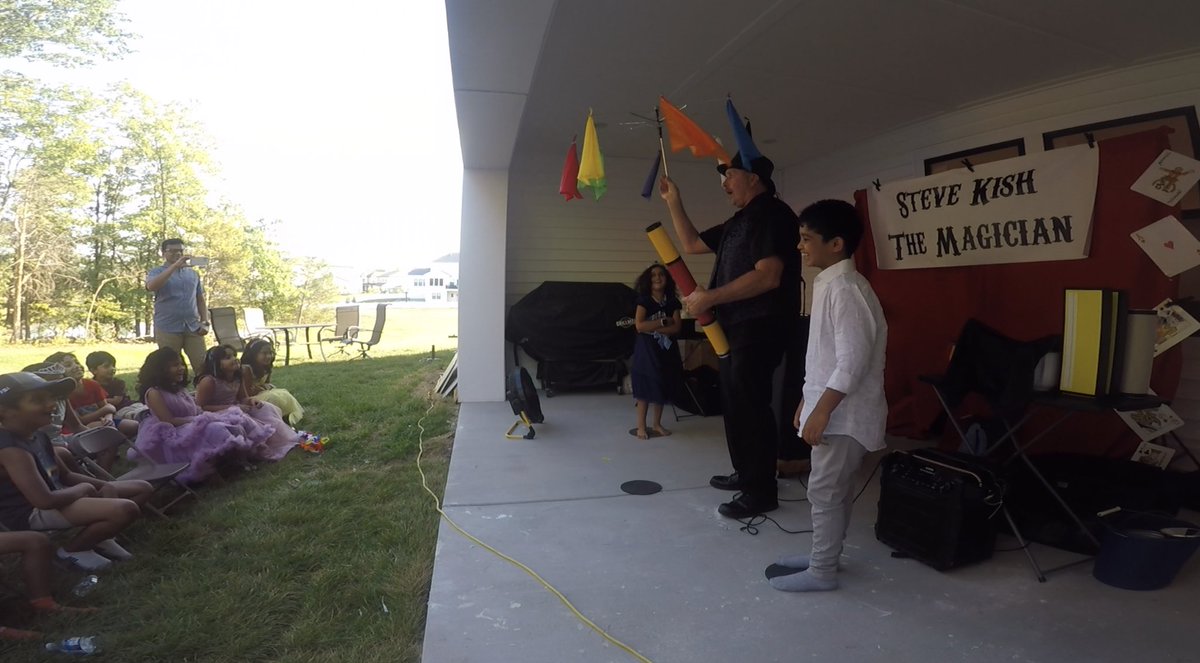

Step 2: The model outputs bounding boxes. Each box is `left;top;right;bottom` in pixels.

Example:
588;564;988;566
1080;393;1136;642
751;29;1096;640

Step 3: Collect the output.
186;257;210;268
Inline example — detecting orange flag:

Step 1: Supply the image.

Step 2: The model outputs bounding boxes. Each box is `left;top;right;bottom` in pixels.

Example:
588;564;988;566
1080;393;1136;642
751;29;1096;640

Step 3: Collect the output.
658;96;730;164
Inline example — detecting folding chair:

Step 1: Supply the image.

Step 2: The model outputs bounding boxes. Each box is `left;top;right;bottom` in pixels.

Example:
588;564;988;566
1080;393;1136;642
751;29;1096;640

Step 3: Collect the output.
346;303;387;359
209;306;251;351
68;427;196;519
317;305;360;360
920;318;1067;582
242;307;277;345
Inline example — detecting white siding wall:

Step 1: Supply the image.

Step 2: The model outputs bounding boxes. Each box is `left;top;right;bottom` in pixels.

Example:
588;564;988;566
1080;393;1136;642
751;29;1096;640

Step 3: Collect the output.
777;52;1200;298
505;154;744;307
504;153;770;374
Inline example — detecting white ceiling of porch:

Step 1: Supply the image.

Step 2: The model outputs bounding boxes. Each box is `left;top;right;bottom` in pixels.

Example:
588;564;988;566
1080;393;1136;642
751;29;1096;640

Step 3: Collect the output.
447;0;1200;170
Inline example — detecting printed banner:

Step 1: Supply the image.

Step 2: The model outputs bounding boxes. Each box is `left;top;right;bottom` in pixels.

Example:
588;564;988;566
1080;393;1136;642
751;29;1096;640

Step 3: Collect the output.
867;144;1099;269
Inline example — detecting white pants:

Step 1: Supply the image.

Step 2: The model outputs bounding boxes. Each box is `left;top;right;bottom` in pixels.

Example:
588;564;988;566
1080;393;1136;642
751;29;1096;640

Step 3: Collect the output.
807;434;869;578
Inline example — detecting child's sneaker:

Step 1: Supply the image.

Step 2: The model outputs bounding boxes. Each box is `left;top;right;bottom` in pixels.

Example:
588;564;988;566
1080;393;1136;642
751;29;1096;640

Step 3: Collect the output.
57;547;112;571
93;538;133;561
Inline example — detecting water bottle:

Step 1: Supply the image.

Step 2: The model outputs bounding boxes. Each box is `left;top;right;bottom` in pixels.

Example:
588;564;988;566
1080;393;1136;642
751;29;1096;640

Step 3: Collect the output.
71;575;100;598
44;636;101;655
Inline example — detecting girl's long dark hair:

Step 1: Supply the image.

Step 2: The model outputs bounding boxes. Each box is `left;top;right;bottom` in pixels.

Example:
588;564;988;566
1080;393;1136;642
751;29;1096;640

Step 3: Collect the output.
137;347;188;400
194;345;240;386
633;263;677;299
240;338;275;381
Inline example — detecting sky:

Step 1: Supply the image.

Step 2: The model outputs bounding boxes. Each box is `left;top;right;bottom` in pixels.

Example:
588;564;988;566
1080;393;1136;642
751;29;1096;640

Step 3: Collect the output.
8;0;463;279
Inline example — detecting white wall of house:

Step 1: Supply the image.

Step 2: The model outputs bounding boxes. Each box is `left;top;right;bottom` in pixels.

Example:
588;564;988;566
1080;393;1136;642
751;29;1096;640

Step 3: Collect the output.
504;153;750;375
458;169;510;402
504;154;738;308
778;52;1200;299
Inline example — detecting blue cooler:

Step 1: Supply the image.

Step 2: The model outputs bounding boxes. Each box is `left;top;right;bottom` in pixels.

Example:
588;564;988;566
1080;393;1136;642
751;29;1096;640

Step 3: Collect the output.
1092;510;1200;591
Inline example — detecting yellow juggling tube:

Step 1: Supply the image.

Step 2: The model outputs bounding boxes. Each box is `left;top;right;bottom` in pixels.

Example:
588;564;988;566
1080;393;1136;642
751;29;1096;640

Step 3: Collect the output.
645;222;730;358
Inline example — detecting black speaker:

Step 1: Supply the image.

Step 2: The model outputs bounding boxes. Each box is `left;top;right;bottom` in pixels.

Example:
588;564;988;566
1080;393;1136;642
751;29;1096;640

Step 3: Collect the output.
875;449;1001;570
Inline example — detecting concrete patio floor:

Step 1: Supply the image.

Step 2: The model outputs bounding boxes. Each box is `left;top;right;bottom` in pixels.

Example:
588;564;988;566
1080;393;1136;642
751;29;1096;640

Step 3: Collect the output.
421;393;1197;663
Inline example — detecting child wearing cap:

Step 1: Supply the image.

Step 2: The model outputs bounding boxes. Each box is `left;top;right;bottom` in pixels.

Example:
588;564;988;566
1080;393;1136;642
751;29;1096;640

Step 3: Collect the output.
0;371;150;572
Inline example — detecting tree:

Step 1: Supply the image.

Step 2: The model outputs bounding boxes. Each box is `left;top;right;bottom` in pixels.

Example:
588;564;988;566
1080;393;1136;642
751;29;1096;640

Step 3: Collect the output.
0;0;131;66
0;76;94;341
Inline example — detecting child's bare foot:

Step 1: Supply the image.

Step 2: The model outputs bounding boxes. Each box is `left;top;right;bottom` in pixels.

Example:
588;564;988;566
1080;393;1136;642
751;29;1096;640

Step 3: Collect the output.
653;426;672;437
0;626;44;641
30;598;100;614
635;428;649;440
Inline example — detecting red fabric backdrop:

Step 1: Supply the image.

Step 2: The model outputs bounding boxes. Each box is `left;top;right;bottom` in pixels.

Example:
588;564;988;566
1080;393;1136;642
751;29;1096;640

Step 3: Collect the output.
854;128;1183;457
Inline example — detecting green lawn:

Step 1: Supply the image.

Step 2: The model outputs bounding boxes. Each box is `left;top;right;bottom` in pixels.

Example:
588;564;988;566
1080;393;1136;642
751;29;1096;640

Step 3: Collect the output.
0;308;459;662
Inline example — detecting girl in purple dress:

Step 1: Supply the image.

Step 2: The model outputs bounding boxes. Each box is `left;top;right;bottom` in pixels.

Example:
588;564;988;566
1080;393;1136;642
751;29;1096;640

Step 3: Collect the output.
194;345;300;461
132;348;272;484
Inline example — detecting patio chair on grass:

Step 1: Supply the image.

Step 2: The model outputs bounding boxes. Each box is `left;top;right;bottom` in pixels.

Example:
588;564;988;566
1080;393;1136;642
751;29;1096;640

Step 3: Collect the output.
210;306;253;351
346;303;387;359
317;305;360;360
68;427;196;519
242;307;277;344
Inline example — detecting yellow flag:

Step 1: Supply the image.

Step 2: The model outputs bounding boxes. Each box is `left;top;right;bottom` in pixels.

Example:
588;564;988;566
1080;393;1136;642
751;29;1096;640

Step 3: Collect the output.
577;110;606;200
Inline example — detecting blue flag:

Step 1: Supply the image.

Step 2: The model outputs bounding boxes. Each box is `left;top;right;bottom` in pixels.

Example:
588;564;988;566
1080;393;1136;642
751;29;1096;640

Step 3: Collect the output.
640;150;662;199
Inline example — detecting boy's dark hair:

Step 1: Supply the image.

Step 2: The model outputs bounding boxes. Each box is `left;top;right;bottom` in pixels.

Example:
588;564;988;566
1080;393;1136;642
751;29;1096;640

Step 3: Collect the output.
44;351;77;365
633;264;678;299
161;238;184;252
137;347;188;399
86;351;116;372
798;199;864;257
241;338;276;380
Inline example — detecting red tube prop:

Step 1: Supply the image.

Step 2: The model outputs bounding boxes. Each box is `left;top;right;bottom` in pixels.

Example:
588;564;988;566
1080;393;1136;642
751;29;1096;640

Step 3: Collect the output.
646;222;730;357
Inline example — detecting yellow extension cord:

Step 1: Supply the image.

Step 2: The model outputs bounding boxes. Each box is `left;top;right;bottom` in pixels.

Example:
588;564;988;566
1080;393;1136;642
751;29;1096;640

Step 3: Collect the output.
416;398;653;663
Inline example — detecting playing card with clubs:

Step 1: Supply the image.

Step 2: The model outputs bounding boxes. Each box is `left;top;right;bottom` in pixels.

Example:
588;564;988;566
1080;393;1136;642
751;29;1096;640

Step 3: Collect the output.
1130;149;1200;206
1131;215;1200;277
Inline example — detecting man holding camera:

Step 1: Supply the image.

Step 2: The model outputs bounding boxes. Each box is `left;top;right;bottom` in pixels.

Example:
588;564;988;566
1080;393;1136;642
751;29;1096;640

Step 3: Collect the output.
146;238;209;373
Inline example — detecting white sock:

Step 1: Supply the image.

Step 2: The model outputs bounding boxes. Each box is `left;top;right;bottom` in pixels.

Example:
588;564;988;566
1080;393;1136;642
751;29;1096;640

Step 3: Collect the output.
775;554;811;569
94;538;133;561
769;569;838;592
57;547;112;571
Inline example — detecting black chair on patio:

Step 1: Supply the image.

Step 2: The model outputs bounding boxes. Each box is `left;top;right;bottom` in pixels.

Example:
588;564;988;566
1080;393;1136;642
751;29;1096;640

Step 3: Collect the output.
346;303;387;359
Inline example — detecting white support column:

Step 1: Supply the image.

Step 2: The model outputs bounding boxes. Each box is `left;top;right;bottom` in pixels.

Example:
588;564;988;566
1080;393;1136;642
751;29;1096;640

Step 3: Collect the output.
456;168;509;402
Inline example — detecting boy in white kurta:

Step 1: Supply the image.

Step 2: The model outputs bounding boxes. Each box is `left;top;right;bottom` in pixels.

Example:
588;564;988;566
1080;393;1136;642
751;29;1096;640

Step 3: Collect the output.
771;199;888;592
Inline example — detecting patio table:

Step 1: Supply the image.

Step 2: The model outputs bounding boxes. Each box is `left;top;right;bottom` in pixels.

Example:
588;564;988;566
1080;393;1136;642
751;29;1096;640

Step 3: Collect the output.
263;323;331;366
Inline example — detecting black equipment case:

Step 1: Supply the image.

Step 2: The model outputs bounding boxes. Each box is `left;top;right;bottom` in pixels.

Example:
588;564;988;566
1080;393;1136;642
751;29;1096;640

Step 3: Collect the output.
875;448;1001;571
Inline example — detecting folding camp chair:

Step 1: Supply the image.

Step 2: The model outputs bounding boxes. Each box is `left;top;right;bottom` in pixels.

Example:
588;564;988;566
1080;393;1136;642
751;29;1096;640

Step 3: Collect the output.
346;303;387;359
920;318;1066;582
317;305;360;360
68;427;196;519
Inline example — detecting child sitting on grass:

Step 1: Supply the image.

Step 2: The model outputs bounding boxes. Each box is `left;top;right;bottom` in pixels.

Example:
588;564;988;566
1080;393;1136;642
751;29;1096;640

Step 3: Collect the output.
86;350;134;411
132;347;274;484
0;529;98;641
195;344;300;461
46;352;138;440
0;372;147;572
241;338;305;425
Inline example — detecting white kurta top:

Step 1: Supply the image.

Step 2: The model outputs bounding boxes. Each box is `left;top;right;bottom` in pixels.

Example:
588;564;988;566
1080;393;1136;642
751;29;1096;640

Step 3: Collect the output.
799;258;889;451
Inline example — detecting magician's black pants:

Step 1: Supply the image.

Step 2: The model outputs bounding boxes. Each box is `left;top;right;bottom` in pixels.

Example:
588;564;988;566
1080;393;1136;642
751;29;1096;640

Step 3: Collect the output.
719;317;788;500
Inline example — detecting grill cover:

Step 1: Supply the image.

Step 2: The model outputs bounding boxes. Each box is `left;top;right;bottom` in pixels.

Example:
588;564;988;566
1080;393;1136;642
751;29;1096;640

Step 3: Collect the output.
506;282;636;361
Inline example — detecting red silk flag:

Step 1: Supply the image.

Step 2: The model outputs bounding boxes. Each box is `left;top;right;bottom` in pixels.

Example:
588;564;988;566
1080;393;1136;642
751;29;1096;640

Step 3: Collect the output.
559;137;583;201
658;96;730;164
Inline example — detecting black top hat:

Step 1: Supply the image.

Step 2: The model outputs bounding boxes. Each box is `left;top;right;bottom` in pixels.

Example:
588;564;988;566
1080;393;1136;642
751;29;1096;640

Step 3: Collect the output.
717;152;775;185
0;372;76;406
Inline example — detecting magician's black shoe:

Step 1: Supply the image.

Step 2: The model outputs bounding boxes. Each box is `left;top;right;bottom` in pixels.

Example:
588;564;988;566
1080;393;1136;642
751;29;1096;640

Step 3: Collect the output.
709;472;747;491
717;492;779;519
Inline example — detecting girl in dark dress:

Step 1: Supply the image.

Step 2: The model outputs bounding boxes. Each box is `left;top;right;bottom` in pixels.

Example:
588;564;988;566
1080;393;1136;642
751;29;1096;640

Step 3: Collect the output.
631;264;683;439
